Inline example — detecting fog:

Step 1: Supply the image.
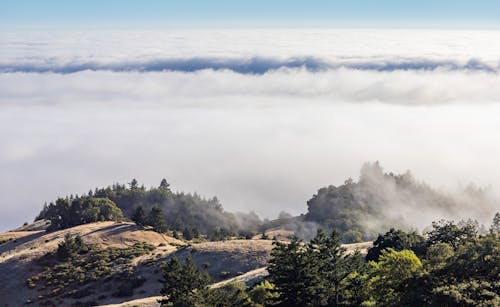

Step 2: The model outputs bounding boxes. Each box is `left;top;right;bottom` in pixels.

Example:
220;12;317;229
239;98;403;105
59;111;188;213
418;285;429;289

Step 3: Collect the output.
1;29;500;231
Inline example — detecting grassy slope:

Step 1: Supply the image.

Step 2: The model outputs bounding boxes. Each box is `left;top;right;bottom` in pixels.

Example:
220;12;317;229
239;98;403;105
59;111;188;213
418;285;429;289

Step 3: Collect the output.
0;221;372;306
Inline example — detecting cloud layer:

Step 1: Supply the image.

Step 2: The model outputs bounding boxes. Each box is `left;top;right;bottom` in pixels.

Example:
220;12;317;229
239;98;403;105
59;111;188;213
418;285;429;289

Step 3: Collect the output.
1;57;499;74
1;30;500;231
2;69;500;106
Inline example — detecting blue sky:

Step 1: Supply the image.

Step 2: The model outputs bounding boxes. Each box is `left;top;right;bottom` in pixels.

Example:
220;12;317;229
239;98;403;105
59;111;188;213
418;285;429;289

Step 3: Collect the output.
1;0;500;29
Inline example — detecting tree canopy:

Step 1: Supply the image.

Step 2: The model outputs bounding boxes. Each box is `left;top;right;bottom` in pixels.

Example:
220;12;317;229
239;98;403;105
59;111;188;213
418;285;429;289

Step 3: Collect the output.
39;197;123;230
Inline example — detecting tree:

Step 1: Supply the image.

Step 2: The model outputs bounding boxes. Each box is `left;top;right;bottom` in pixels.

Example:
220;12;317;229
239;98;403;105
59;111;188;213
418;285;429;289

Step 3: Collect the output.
268;237;316;307
366;228;425;261
490;212;500;234
37;179;260;240
149;206;168;233
43;197;122;231
248;281;279;306
427;220;477;249
160;256;210;307
182;227;193;240
129;178;139;190
268;230;364;306
132;205;146;226
308;230;364;306
159;179;171;192
367;248;423;306
56;233;88;260
421;233;500;306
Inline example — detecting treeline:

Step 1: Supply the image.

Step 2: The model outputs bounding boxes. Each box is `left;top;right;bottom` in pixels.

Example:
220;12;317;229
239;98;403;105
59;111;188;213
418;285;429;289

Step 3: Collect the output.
36;179;262;240
159;215;500;306
305;161;494;243
37;197;123;231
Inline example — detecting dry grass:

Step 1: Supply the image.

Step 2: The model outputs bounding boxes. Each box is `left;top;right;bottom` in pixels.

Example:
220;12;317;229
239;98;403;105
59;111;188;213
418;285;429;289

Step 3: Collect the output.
0;221;373;306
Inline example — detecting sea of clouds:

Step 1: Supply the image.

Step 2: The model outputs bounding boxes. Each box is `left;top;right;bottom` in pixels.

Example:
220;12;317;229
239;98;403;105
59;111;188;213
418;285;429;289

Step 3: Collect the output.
1;29;500;231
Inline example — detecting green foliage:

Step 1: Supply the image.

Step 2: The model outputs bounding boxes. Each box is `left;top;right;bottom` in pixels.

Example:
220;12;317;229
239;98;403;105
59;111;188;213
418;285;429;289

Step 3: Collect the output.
40;197;123;231
340;271;371;306
159;256;210;307
248;281;279;306
264;217;499;307
267;237;314;306
424;242;454;269
208;227;233;241
204;282;254;307
149;206;168;233
268;230;364;306
37;179;261;240
427;219;478;249
132;205;147;226
305;181;367;243
151;217;498;307
342;230;363;243
411;233;500;306
490;212;500;234
305;162;466;243
56;233;88;261
27;241;154;302
182;227;193;240
367;249;423;306
366;228;425;261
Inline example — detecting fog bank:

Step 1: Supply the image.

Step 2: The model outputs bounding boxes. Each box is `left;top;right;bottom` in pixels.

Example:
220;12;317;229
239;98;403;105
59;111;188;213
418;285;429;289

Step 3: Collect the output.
1;30;500;231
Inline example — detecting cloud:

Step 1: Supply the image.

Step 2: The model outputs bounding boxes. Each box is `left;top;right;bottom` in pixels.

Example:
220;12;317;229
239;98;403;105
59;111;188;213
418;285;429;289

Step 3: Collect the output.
2;68;500;106
1;57;499;74
1;29;500;231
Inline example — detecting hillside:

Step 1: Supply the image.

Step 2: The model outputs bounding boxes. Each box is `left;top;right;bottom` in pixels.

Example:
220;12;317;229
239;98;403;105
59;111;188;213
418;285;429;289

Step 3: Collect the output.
0;221;371;306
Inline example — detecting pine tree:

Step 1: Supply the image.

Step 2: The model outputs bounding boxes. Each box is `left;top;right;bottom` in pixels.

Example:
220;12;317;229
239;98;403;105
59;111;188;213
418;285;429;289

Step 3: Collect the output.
268;230;365;306
129;178;139;190
149;206;168;233
490;212;500;234
268;237;316;307
132;205;146;226
183;227;193;240
159;256;210;306
309;230;364;306
159;179;171;192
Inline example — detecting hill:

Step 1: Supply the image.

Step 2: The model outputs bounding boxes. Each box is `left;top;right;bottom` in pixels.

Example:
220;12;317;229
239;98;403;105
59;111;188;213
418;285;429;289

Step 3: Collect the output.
0;221;371;306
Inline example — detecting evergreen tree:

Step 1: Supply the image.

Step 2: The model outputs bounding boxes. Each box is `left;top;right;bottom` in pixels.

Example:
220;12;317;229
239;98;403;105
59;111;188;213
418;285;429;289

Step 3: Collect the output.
490;212;500;234
191;226;200;239
309;230;365;306
129;178;139;190
183;227;193;240
149;206;168;233
159;179;171;192
159;256;210;307
268;230;365;306
132;205;146;226
268;237;319;307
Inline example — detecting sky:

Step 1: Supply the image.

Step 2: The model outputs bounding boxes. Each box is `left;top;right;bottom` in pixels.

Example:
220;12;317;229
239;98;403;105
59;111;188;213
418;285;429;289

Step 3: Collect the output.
1;0;500;29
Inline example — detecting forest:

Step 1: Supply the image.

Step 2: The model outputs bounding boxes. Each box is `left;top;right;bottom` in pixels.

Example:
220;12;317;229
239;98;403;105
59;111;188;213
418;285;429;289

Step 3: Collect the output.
36;178;262;241
158;216;500;306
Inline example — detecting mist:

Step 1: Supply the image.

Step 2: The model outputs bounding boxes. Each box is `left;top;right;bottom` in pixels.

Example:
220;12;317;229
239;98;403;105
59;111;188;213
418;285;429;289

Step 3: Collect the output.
1;29;500;231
